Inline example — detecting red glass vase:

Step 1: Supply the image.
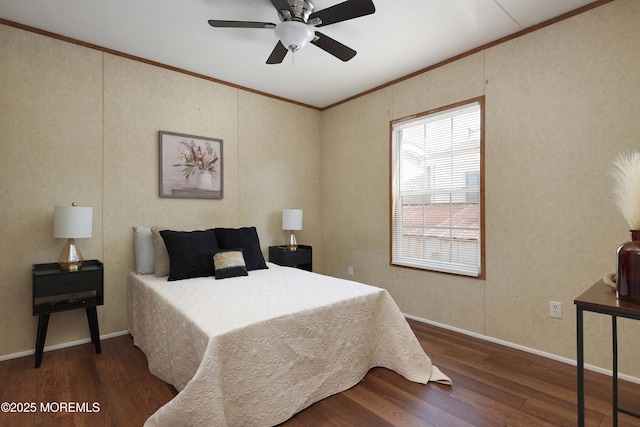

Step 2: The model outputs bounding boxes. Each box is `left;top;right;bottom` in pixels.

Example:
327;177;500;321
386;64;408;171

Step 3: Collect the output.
617;230;640;303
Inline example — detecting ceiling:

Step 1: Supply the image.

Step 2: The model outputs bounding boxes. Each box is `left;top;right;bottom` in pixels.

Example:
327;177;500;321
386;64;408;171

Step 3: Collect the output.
0;0;602;109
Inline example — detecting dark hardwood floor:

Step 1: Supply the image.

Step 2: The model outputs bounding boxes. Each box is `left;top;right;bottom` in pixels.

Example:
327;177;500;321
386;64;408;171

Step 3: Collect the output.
1;319;639;426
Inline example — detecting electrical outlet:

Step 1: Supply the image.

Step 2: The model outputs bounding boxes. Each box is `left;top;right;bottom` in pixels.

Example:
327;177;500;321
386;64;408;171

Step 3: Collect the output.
550;301;562;319
347;266;354;277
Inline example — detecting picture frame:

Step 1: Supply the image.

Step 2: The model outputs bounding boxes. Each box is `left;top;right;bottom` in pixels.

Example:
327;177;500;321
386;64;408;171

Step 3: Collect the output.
159;131;223;199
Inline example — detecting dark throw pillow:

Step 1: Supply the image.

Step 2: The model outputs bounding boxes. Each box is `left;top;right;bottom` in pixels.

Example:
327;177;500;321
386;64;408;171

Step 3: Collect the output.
213;249;249;280
160;229;220;281
214;227;268;271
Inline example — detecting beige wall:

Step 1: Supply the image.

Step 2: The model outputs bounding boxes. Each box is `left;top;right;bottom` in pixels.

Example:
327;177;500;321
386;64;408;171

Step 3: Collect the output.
0;25;321;358
2;0;640;379
321;0;640;377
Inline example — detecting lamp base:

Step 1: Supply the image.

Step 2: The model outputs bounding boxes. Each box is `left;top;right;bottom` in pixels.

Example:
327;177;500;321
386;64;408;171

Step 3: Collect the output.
58;238;84;271
286;231;298;251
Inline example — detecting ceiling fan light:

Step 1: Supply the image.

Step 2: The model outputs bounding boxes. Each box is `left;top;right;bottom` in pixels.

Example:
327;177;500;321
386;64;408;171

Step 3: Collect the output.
274;21;314;52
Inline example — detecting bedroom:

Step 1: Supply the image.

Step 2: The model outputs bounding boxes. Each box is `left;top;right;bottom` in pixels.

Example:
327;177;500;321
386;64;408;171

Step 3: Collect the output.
1;0;640;425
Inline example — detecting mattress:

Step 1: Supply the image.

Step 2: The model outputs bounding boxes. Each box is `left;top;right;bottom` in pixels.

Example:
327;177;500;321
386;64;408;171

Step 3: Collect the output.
127;262;450;426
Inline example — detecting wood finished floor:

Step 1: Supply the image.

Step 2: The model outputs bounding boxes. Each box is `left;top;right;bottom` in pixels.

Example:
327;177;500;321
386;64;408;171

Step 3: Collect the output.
1;319;639;426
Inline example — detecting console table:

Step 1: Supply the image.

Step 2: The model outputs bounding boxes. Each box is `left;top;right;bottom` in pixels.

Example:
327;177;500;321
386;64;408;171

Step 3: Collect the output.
32;260;104;368
574;280;640;426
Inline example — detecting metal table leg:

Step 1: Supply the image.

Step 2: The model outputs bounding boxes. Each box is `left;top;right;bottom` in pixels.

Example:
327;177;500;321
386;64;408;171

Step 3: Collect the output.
577;306;584;427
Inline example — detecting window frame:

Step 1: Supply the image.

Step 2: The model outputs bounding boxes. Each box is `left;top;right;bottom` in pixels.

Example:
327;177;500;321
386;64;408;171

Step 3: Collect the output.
389;96;485;279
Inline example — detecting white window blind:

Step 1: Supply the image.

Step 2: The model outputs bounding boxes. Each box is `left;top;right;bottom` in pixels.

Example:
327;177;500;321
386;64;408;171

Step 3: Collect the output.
391;100;483;277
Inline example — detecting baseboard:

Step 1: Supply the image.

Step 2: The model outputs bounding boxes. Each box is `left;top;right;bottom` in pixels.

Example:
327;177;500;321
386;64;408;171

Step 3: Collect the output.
0;330;130;362
5;317;640;386
404;313;640;385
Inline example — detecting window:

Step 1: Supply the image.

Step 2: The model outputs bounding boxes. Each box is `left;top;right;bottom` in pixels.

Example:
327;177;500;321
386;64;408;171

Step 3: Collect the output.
465;171;480;203
391;98;484;277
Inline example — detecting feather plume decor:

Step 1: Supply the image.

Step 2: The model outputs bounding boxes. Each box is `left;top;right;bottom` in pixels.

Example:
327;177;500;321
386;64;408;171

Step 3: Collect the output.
612;151;640;230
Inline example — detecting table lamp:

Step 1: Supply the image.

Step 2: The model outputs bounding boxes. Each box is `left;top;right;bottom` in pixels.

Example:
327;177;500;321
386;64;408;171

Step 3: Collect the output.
54;203;93;271
282;209;303;251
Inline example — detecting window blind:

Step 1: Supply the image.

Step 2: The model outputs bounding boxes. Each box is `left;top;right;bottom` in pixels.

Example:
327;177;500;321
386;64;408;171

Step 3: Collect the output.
391;100;482;277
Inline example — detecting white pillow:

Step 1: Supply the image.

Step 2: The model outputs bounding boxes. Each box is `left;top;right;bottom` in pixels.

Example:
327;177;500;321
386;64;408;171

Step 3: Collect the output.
152;225;205;277
133;226;155;274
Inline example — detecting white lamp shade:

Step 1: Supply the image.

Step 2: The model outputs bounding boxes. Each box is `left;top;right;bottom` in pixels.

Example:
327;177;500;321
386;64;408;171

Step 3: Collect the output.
274;21;314;51
282;209;303;231
53;206;93;238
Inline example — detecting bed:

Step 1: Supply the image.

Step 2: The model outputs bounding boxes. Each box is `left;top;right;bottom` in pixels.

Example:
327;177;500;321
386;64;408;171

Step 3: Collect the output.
128;226;450;427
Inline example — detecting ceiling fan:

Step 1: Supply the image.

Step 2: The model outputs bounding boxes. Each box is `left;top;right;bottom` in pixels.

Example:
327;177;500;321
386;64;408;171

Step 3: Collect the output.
208;0;375;64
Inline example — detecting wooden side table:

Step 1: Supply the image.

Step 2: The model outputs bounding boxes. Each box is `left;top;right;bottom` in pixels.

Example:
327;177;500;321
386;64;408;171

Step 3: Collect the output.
268;245;312;271
32;260;104;368
574;280;640;426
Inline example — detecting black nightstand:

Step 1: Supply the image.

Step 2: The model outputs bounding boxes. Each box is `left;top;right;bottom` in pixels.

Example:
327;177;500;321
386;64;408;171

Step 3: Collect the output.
32;260;104;368
269;245;312;271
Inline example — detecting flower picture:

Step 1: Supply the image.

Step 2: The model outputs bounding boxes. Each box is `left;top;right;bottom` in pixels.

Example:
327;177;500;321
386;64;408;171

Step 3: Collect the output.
175;140;219;182
159;131;223;199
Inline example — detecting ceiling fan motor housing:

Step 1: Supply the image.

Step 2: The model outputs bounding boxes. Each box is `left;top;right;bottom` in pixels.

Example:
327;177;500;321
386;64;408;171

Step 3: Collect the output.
286;0;314;23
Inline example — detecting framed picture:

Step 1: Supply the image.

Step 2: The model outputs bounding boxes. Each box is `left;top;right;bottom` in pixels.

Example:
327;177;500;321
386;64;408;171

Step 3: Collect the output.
159;131;223;199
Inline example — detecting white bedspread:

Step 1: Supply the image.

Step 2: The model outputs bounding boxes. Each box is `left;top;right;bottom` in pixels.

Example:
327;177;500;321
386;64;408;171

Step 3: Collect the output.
128;263;450;427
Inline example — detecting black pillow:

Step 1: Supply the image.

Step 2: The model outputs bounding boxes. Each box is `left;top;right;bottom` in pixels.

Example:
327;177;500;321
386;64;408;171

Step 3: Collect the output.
213;249;249;280
160;229;220;281
214;227;268;271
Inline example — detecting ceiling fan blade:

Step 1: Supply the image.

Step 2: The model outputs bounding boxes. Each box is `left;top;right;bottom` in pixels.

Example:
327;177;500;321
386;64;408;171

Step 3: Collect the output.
311;32;357;62
267;41;289;64
208;20;276;29
270;0;294;18
310;0;375;27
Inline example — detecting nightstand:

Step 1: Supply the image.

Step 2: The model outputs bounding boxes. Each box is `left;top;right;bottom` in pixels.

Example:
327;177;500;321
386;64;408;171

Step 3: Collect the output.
32;260;104;368
269;245;312;271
